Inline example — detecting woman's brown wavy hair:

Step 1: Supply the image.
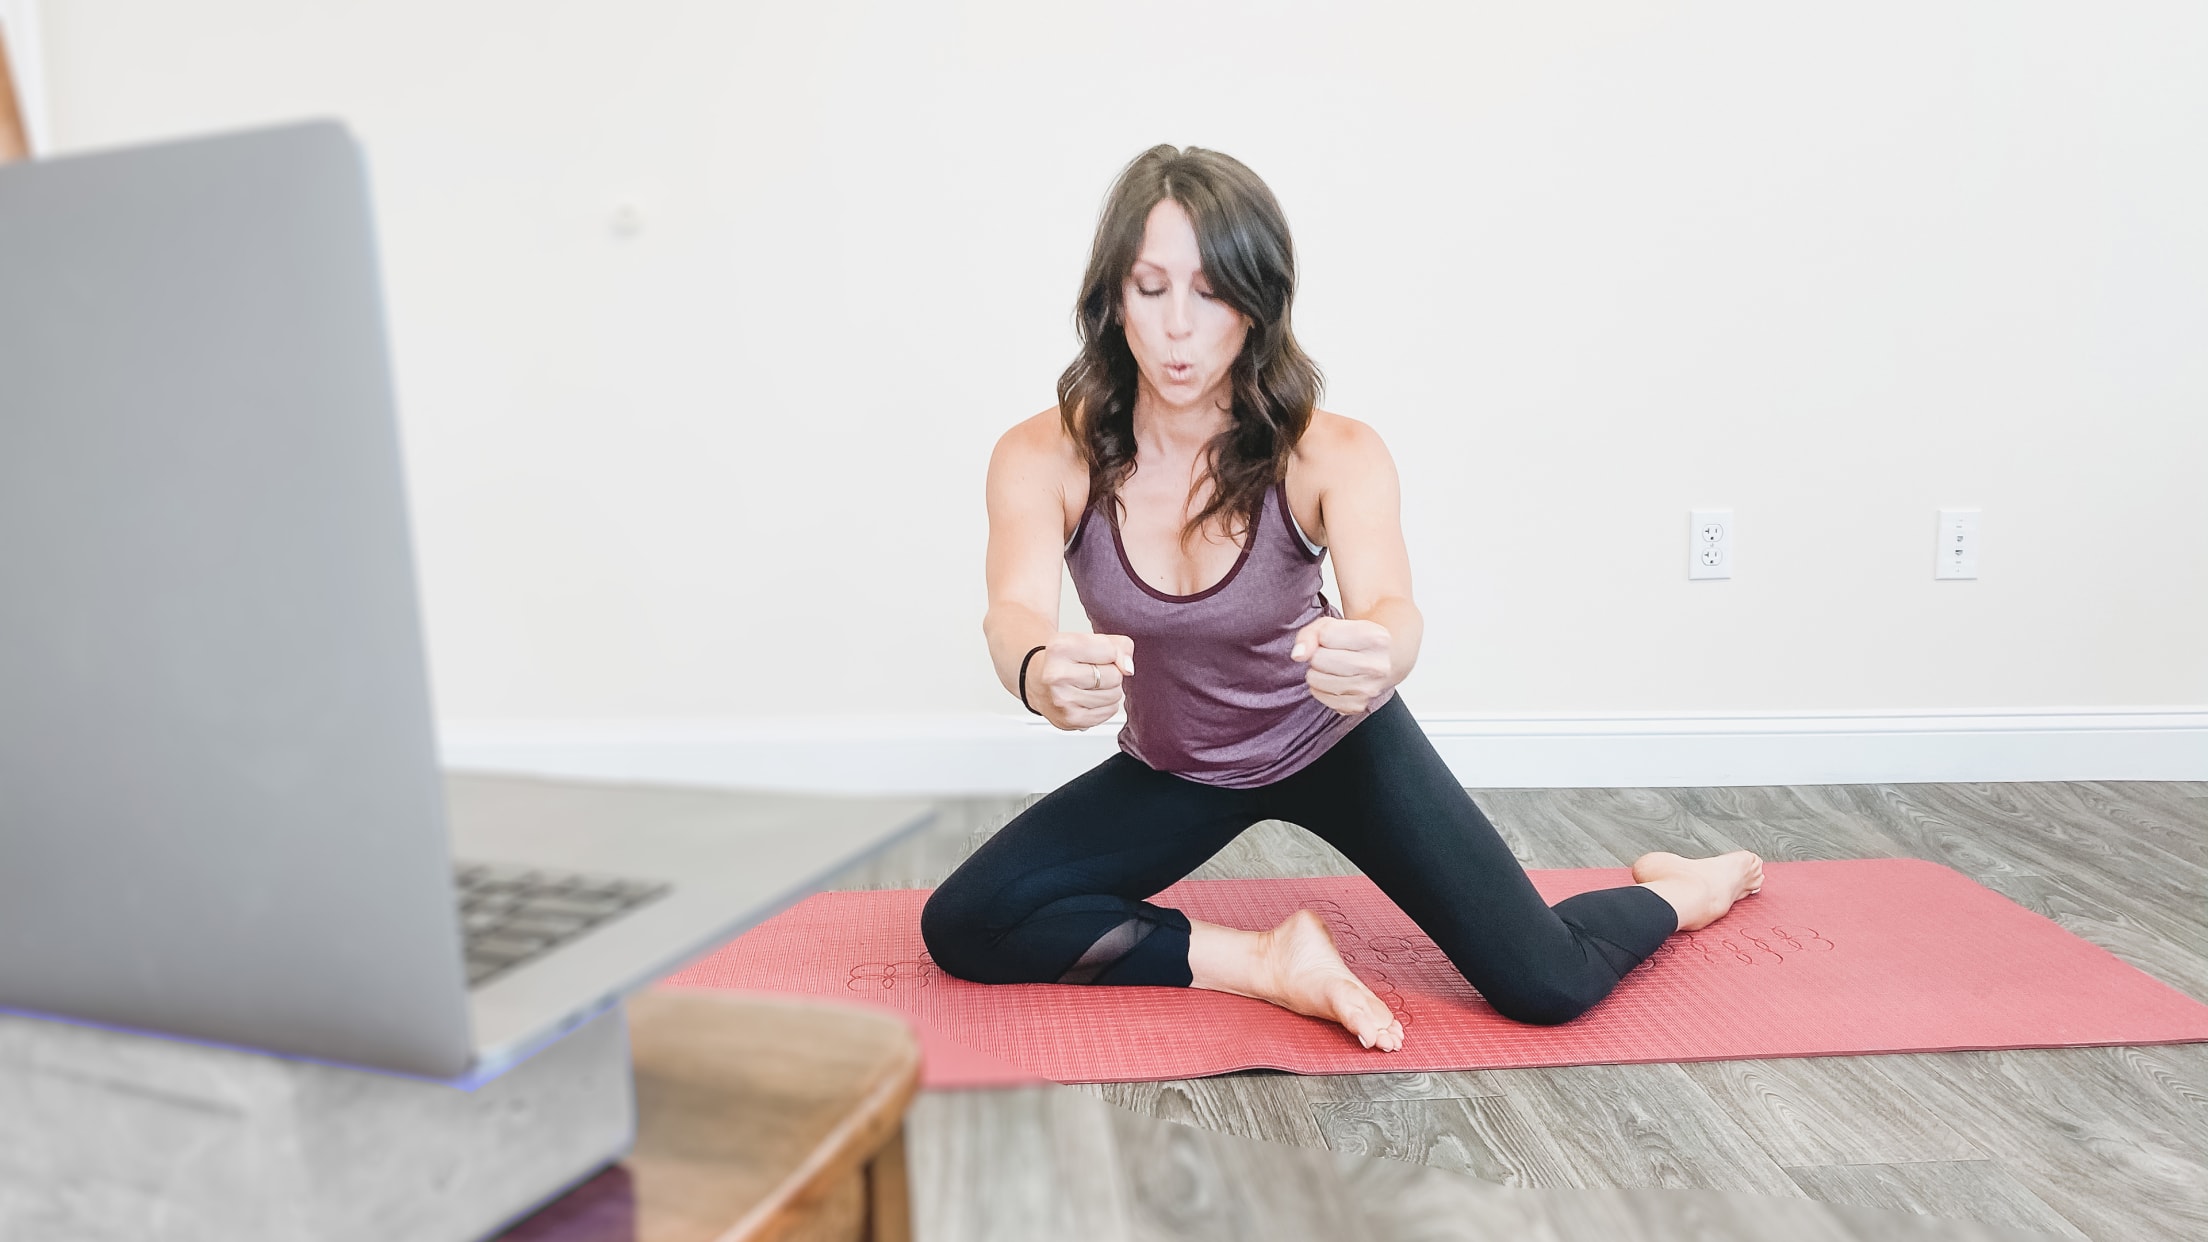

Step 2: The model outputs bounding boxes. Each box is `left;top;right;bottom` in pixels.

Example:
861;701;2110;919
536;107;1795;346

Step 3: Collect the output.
1056;145;1323;548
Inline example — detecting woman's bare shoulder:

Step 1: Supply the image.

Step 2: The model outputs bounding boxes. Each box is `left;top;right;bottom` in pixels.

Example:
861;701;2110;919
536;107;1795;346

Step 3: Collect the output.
990;407;1087;495
1294;409;1393;478
998;406;1078;453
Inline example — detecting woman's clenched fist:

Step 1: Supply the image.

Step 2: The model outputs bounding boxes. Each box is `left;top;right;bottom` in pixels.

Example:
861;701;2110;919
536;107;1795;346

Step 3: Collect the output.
1290;617;1392;716
1029;633;1136;730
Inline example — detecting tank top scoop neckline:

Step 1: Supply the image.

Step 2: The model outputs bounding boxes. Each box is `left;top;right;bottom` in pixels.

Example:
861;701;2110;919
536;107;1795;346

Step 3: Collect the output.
1061;480;1394;789
1067;478;1317;598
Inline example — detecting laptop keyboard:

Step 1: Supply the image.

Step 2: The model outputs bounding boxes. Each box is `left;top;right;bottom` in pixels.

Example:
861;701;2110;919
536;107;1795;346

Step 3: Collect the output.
455;861;672;988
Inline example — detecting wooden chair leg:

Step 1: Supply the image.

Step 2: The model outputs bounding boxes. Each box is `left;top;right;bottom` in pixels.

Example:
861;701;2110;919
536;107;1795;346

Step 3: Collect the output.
863;1123;912;1242
0;27;32;163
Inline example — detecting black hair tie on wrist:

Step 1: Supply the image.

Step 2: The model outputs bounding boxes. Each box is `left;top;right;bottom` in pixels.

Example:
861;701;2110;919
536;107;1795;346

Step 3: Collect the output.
1017;644;1048;716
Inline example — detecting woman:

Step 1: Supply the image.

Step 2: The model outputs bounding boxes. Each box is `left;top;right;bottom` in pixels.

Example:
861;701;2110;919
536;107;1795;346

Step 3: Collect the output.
920;146;1762;1051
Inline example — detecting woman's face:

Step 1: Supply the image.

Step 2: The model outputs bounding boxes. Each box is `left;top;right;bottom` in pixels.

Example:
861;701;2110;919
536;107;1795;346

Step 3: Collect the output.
1120;198;1250;413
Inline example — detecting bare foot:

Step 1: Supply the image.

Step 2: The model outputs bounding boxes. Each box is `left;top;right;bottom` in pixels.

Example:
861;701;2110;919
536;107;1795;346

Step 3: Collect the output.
1631;850;1764;932
1255;910;1404;1052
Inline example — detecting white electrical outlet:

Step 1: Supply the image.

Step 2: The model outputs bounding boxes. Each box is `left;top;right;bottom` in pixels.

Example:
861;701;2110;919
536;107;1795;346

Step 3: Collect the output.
1936;508;1981;579
1690;509;1732;580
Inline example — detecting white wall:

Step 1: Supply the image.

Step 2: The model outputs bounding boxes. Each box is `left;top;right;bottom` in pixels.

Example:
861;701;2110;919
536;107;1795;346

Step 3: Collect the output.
33;1;2208;786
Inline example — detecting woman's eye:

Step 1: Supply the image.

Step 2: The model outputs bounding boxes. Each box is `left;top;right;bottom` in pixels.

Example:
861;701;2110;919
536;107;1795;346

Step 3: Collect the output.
1137;286;1166;297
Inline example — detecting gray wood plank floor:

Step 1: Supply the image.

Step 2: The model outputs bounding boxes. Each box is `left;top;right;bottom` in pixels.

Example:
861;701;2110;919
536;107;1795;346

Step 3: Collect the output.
821;781;2208;1240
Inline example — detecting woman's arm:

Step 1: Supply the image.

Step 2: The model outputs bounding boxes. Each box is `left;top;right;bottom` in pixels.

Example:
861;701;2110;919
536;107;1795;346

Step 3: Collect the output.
1291;415;1422;714
983;412;1134;728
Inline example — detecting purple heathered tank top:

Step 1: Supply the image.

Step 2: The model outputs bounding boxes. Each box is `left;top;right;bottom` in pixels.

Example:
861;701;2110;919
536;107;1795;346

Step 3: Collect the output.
1064;479;1394;788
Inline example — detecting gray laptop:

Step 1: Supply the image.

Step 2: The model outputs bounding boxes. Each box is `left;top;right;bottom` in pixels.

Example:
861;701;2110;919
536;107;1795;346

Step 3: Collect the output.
0;120;931;1083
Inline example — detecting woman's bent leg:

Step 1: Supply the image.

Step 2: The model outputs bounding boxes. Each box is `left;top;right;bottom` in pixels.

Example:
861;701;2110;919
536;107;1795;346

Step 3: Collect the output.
1266;696;1682;1025
919;754;1256;987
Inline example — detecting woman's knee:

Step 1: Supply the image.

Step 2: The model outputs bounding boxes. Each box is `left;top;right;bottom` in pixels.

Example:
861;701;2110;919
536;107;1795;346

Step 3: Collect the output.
1478;973;1605;1027
918;880;997;982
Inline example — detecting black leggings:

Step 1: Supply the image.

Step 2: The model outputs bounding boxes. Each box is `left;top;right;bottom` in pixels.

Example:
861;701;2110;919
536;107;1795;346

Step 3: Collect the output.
920;695;1680;1025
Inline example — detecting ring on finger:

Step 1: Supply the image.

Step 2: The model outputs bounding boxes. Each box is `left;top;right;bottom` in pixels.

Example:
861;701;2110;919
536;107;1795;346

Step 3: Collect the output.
1088;664;1102;691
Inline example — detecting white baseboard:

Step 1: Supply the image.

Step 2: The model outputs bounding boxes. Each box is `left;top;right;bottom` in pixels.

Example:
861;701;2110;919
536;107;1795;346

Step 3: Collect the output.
439;707;2208;795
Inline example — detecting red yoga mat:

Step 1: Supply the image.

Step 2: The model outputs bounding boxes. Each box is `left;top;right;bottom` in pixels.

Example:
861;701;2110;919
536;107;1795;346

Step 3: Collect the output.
661;859;2208;1089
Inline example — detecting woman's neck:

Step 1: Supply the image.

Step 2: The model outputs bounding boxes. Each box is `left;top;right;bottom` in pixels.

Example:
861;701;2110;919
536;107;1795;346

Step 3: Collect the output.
1130;377;1232;467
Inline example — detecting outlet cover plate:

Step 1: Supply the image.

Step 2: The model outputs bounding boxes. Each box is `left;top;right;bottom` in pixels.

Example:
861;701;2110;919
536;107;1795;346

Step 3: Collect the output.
1691;509;1732;580
1936;508;1981;579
